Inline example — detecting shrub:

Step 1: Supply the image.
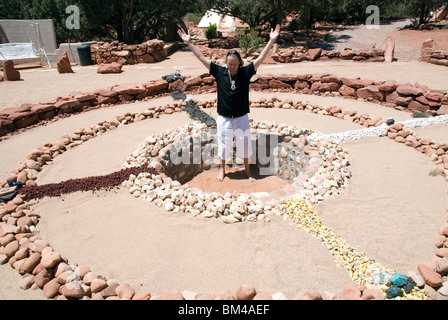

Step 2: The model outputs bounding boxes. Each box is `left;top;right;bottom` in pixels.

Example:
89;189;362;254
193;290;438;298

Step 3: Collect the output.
236;27;264;54
205;23;217;39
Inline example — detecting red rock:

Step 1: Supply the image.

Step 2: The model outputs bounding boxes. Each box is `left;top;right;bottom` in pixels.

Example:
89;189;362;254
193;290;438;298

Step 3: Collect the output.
16;216;31;227
424;91;444;102
34;268;53;288
340;50;355;60
41;251;62;268
132;291;151;300
90;278;108;293
436;258;448;276
43;278;61;299
436;248;448;258
385;37;395;62
416;95;442;107
101;282;120;298
269;79;291;89
56;52;74;73
184;75;202;87
4;240;19;257
311;81;340;92
274;74;298;82
408;101;430;113
54;99;81;113
113;83;146;95
145;79;169;93
396;85;424;96
160;289;184;300
357;85;384;101
168;78;187;92
19;274;35;290
19;252;41;274
363;288;385;300
385;91;414;106
342;284;362;300
61;282;85;299
253;292;273;300
417;263;444;287
379;80;398;92
437;105;448;116
116;283;135;299
341;77;366;89
294;81;310;90
2;60;21;81
308;48;322;61
136;54;154;64
299;290;322;300
31;104;55;114
95;95;117;105
97;62;123;74
235;284;257;300
440;223;448;236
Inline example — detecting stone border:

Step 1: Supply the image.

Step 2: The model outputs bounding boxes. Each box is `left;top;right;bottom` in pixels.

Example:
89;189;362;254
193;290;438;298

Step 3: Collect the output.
420;38;448;67
200;45;386;64
90;39;168;65
122;121;351;223
0;78;447;300
1;71;447;139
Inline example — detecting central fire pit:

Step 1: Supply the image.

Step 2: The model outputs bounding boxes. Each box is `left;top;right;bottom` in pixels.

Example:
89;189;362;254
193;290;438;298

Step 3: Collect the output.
123;120;351;223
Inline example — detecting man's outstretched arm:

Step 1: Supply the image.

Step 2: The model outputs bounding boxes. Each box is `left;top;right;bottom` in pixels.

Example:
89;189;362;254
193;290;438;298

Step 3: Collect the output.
253;24;281;71
178;28;211;71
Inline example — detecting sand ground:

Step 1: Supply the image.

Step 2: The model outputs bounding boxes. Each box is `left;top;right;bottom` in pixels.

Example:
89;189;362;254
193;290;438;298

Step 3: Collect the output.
1;26;448;299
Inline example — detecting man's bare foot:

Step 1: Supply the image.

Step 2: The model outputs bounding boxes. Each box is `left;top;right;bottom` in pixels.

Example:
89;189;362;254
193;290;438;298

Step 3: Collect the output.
245;172;256;182
216;171;225;182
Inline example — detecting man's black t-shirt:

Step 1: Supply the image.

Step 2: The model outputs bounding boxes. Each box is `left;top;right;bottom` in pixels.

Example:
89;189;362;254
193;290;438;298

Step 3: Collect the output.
209;62;256;118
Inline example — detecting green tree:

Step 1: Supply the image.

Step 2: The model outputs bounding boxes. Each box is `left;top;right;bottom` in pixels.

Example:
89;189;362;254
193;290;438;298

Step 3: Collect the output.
1;0;201;44
406;0;447;25
201;0;300;29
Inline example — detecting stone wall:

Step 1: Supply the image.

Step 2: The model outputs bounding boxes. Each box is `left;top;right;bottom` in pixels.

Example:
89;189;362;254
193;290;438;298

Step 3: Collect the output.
199;45;387;64
1;72;447;139
420;38;448;67
90;39;167;65
270;47;386;63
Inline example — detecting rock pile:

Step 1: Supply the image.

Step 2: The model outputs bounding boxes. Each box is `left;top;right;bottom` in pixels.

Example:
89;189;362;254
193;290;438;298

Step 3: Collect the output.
90;39;167;65
420;38;448;67
123;120;351;222
385;122;448;179
18;166;156;201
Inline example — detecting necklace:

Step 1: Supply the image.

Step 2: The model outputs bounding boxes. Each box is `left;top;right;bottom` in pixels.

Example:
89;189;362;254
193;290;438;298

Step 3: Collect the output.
228;70;237;90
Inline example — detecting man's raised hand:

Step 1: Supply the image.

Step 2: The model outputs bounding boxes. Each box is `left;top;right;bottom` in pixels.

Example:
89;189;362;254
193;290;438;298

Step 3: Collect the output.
270;24;281;41
178;28;191;43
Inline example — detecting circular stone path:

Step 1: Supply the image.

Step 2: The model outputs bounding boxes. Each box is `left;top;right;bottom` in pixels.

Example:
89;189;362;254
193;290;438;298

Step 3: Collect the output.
1;56;448;300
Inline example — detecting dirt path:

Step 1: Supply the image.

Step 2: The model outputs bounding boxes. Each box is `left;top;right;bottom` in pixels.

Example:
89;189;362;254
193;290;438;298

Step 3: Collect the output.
329;18;448;61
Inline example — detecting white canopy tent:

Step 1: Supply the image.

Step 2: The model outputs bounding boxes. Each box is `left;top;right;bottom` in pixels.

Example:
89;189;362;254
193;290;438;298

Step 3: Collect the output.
198;10;249;35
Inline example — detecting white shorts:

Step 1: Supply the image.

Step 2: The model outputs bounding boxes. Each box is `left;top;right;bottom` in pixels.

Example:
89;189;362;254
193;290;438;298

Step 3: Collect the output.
217;114;253;160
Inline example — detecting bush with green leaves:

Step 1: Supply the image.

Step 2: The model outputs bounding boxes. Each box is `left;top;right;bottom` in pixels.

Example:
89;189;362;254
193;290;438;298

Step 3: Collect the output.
205;23;218;39
236;27;264;54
